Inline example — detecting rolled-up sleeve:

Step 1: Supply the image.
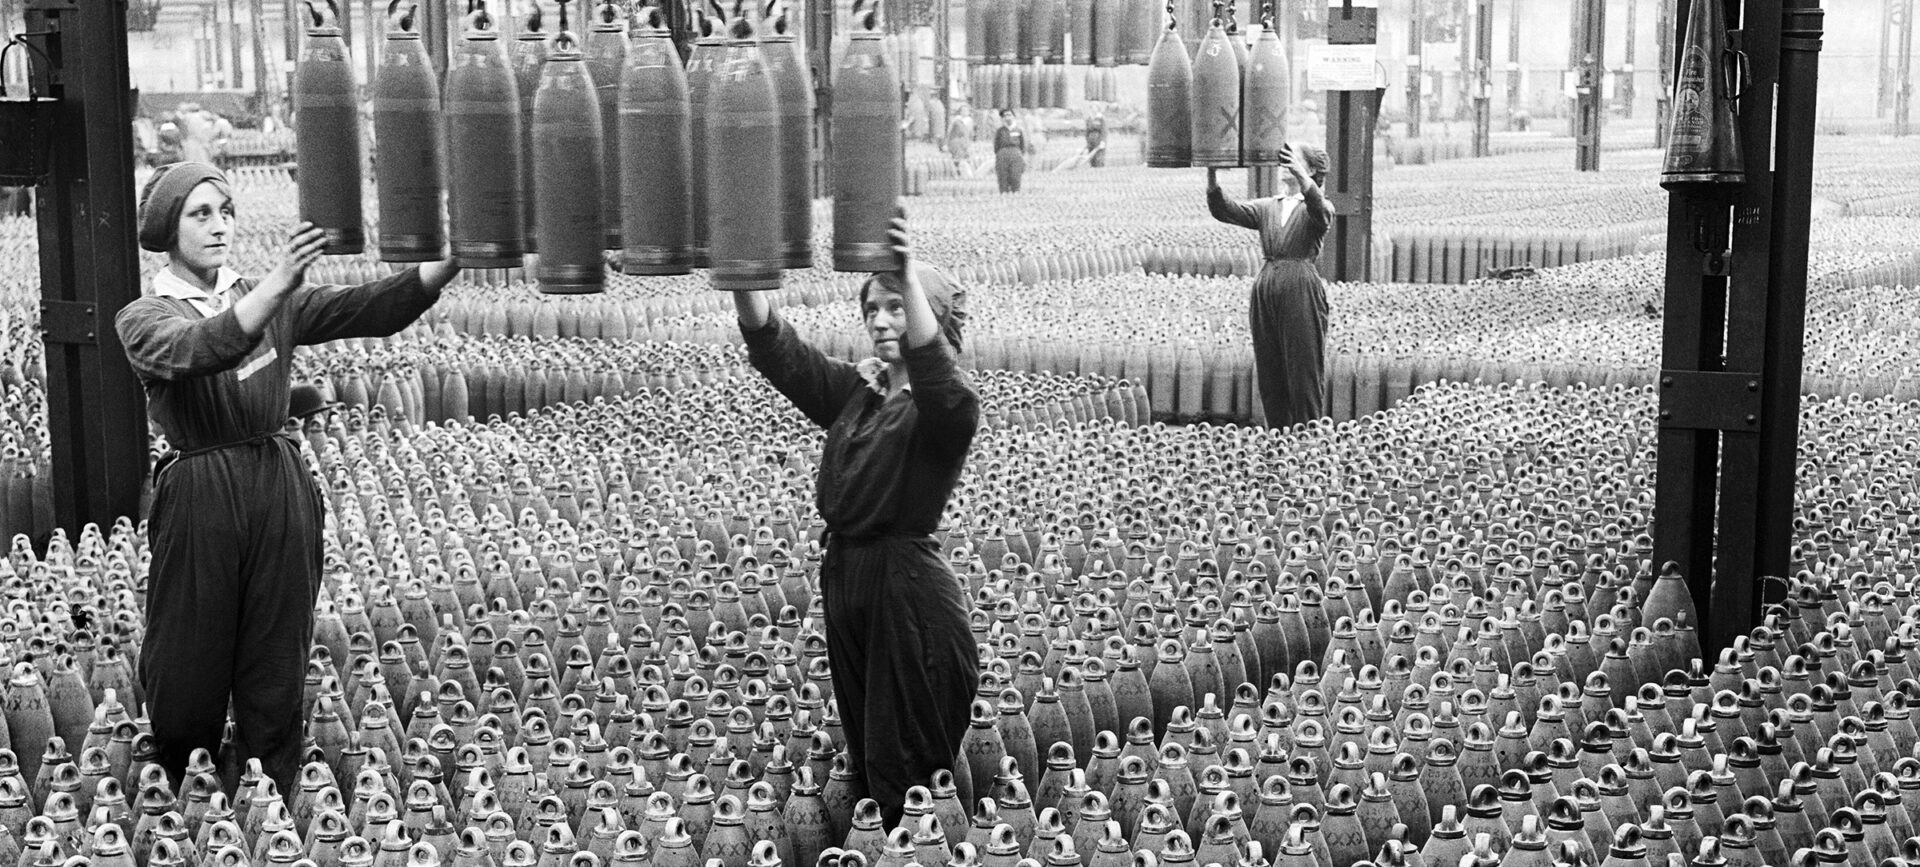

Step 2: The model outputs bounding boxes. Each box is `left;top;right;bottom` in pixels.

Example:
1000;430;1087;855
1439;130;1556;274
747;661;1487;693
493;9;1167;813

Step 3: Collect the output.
115;298;262;382
903;337;979;459
294;267;442;345
741;312;863;430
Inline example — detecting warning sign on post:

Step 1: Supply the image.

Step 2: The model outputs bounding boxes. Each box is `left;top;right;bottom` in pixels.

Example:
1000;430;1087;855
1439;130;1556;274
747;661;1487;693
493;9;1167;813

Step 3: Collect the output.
1307;43;1379;91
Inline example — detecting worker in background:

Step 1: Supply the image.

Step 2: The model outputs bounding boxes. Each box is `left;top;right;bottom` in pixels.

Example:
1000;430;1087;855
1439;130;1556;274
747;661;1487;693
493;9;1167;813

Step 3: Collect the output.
946;107;973;174
154;111;186;166
993;108;1032;193
728;207;980;829
1205;142;1334;428
114;161;460;801
1084;114;1108;168
176;104;214;164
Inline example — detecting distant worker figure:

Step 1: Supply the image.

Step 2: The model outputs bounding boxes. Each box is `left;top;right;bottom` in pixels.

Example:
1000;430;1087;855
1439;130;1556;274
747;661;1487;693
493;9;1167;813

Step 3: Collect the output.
946;109;972;170
993;108;1032;193
1205;142;1334;428
1084;115;1108;168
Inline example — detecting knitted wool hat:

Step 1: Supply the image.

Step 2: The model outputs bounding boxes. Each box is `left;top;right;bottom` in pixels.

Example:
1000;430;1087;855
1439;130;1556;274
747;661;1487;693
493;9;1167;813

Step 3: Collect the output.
137;162;231;253
859;261;970;354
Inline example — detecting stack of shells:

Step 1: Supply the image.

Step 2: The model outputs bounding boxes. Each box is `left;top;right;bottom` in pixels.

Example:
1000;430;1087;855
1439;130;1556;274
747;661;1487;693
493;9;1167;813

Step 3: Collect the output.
4;379;1920;867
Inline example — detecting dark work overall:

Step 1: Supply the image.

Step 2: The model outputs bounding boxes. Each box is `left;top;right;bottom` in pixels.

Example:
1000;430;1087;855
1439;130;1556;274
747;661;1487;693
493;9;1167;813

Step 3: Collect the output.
743;312;981;829
114;269;440;800
1208;185;1332;428
994;126;1028;193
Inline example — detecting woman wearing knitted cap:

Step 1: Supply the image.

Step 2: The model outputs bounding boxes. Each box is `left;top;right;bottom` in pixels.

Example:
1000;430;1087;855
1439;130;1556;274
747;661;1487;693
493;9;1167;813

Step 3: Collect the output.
732;208;980;828
112;161;459;801
1207;142;1334;428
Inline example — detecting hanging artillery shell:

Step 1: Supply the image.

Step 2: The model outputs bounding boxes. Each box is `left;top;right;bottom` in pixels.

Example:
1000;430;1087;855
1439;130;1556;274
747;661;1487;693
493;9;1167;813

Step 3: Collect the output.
618;10;693;276
705;15;785;292
293;4;365;254
830;9;903;272
373;9;448;262
508;20;549;252
1186;18;1240;167
685;22;725;269
1145;24;1192;168
759;17;815;270
530;30;607;292
445;9;527;269
583;4;627;250
1240;26;1287;166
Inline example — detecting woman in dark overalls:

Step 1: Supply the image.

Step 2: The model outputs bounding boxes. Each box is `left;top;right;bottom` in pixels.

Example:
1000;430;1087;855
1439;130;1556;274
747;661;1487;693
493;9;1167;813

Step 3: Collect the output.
731;211;980;828
1206;142;1333;428
113;162;458;800
993;108;1032;193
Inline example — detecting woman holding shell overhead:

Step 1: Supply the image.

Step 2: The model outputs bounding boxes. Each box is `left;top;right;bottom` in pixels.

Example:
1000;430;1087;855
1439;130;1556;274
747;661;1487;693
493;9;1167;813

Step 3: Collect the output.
729;207;981;827
1206;142;1334;428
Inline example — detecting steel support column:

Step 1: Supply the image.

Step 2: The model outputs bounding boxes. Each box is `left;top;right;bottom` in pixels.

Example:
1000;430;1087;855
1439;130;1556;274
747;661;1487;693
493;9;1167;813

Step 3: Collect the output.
1471;0;1490;155
1573;0;1604;170
1504;0;1518;123
1622;0;1636;117
811;0;833;198
1899;0;1914;135
1405;0;1420;137
24;0;150;546
1657;0;1673;145
1654;0;1822;660
1321;0;1376;282
251;0;272;106
1757;0;1822;615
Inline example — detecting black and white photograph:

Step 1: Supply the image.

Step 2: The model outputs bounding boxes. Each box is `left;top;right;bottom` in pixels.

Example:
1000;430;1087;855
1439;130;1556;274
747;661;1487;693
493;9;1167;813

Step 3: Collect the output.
0;0;1915;865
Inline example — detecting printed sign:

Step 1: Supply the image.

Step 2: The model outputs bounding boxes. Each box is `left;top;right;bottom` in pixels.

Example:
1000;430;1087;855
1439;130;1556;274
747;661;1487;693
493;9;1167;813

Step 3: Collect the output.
1307;43;1379;91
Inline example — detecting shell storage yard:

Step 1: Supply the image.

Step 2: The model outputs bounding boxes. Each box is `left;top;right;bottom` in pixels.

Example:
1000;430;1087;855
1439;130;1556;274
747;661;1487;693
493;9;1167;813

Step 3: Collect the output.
1;1;1919;867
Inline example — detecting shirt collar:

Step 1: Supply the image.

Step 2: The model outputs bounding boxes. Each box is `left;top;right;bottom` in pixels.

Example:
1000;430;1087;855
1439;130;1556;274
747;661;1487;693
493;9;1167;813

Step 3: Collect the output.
856;357;913;396
152;265;243;300
152;266;245;315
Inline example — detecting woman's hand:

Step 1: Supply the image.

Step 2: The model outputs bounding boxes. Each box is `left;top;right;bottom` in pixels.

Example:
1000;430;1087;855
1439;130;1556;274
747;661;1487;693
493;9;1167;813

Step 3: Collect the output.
234;222;324;335
1279;147;1310;185
888;208;913;275
892;205;942;351
262;222;326;292
419;257;462;291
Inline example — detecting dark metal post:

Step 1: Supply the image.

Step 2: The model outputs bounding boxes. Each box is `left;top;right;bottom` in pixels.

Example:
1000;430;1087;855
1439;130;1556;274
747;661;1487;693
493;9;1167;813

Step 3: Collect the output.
1621;0;1636;117
231;0;247;88
1456;0;1469;121
1882;0;1895;116
1654;0;1739;657
1655;0;1821;660
1657;0;1673;145
1405;0;1421;138
811;0;833;199
1758;0;1821;601
934;0;949;141
1320;0;1376;282
213;0;228;85
1471;0;1490;155
1710;0;1784;653
23;0;150;545
252;0;272;108
1505;0;1519;125
1572;0;1603;170
1899;0;1914;134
